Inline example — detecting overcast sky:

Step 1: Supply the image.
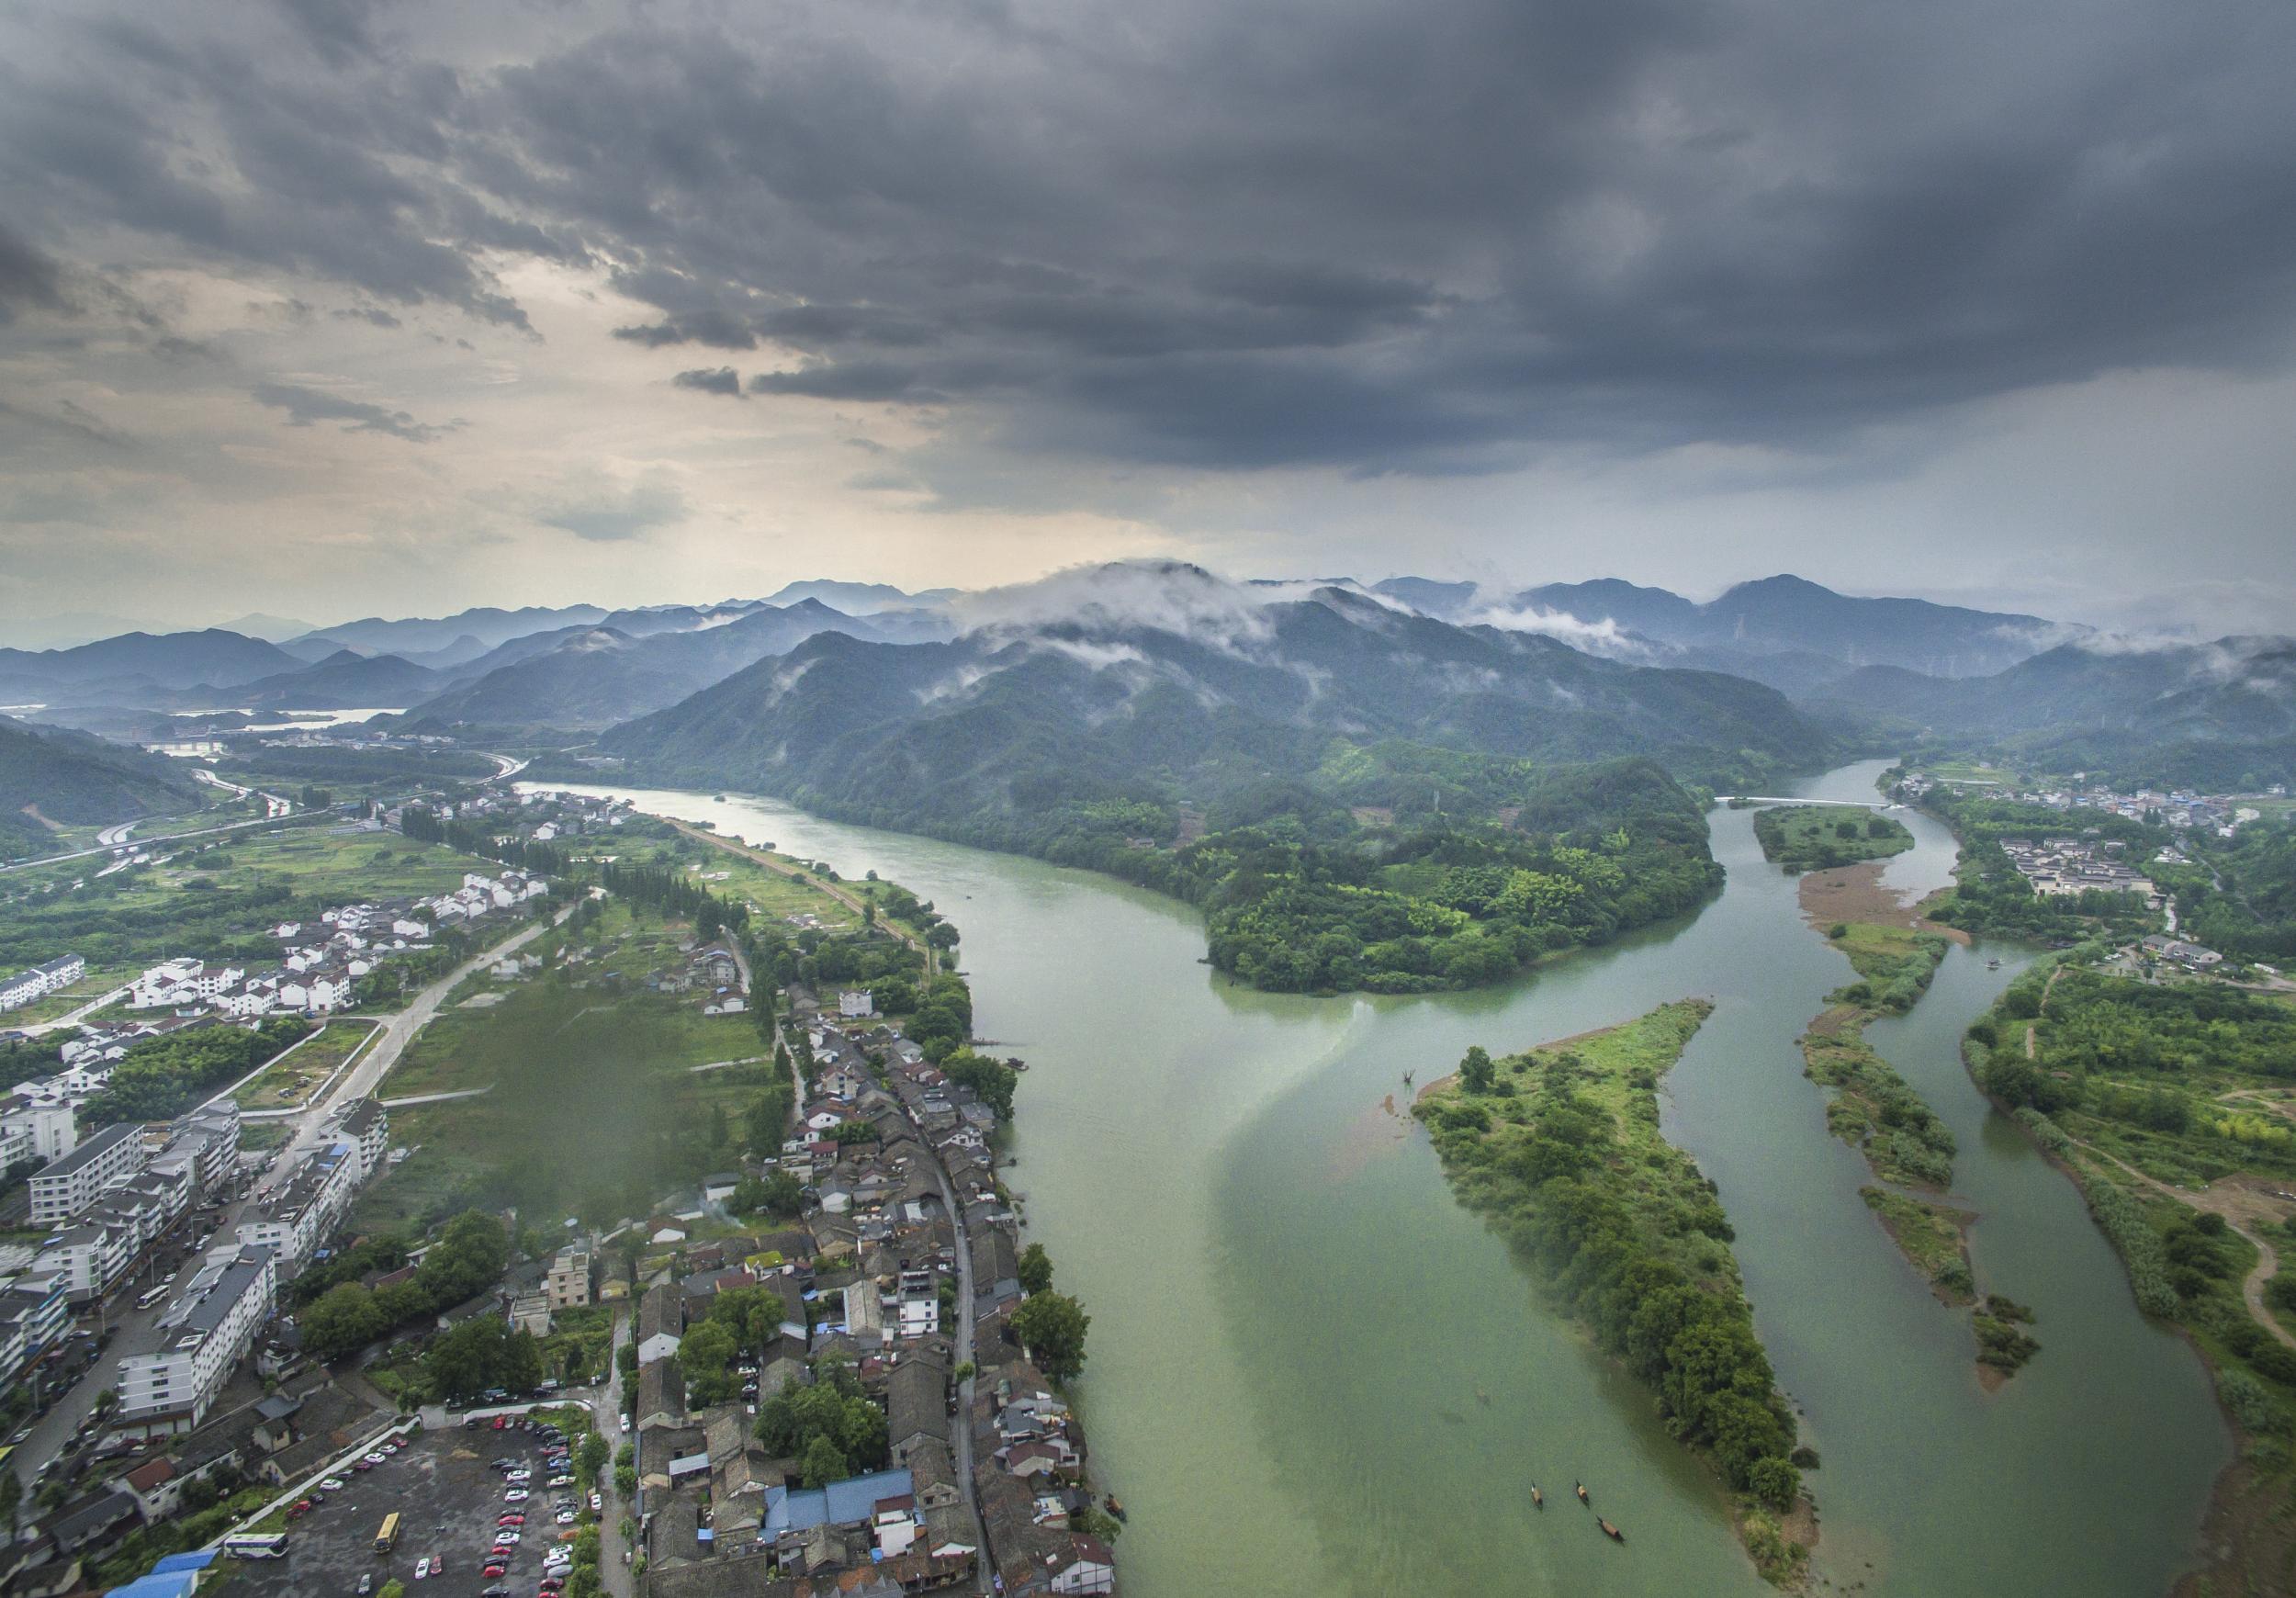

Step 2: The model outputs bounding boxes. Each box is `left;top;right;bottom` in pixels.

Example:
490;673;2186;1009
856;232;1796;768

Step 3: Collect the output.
3;0;2292;641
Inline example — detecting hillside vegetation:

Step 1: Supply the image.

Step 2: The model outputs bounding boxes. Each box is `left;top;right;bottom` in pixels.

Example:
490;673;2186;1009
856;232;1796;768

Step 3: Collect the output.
0;715;202;857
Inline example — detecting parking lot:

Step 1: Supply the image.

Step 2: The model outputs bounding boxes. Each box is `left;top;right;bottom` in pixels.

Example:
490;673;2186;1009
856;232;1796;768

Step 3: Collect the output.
231;1417;582;1597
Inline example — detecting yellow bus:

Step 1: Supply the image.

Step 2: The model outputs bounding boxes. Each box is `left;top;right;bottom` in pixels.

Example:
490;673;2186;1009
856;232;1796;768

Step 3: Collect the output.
375;1512;400;1553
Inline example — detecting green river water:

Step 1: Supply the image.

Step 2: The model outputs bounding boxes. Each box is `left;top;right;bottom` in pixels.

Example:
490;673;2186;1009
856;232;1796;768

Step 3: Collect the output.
542;761;2228;1595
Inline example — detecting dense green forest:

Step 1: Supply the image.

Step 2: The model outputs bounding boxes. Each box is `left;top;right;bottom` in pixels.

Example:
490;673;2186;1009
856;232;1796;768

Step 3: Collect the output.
2157;816;2296;964
581;598;1829;992
1197;776;1721;992
82;1016;313;1124
0;715;201;857
1414;1002;1810;1582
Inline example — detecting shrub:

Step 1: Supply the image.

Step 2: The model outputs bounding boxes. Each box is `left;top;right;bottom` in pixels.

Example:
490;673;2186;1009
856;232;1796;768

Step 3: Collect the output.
2218;1368;2287;1434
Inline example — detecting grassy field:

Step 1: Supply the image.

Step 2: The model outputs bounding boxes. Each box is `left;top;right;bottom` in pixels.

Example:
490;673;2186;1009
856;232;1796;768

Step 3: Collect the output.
231;1019;378;1111
352;900;771;1233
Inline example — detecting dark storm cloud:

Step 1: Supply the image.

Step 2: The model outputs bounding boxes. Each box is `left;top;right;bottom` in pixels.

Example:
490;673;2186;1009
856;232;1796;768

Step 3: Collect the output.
8;0;2296;476
670;366;744;399
252;381;458;442
0;225;72;324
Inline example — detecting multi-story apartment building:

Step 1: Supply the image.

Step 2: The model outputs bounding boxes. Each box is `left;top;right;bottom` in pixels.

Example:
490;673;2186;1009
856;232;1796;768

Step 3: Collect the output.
233;1140;357;1272
113;1246;276;1437
338;1097;388;1182
29;1122;146;1225
35;1220;134;1302
1;1103;80;1165
547;1244;594;1309
0;1271;71;1396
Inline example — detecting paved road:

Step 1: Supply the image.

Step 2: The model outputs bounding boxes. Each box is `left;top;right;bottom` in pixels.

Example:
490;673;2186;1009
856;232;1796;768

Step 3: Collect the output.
6;1177;267;1491
0;814;294;877
602;1308;634;1596
18;985;129;1038
925;1149;995;1593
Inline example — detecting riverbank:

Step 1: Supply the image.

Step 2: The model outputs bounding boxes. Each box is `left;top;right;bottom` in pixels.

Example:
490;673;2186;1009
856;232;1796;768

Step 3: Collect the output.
1412;1000;1817;1586
543;771;2230;1598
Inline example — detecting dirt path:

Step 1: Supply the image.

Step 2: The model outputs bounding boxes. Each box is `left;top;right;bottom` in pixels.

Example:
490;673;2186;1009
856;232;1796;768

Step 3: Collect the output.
2074;1136;2296;1350
2023;962;2066;1060
668;816;938;981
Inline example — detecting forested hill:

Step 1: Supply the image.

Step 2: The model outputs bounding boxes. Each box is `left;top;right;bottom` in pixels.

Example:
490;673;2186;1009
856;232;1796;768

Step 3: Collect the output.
0;715;201;857
1808;635;2296;787
597;584;1820;812
587;583;1802;992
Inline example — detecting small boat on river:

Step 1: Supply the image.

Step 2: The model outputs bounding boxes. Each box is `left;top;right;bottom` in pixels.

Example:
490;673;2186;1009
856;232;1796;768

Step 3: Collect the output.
1599;1518;1624;1542
1104;1497;1127;1523
1575;1481;1589;1505
1529;1485;1544;1509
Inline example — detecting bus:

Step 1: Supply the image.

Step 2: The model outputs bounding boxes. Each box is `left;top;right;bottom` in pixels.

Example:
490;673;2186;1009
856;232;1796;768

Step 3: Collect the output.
375;1512;400;1554
223;1533;289;1559
135;1284;169;1311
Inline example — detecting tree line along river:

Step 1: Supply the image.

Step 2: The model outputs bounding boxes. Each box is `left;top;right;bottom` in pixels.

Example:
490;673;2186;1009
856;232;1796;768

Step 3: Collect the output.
535;762;2226;1597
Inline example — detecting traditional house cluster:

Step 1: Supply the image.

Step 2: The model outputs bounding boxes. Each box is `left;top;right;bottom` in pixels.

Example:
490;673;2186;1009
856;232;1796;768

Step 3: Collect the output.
2139;933;2227;970
647;940;748;1015
1998;838;2161;906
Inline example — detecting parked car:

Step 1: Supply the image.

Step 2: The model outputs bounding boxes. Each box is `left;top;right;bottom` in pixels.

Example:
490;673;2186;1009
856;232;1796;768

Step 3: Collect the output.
505;1489;530;1503
415;1557;431;1580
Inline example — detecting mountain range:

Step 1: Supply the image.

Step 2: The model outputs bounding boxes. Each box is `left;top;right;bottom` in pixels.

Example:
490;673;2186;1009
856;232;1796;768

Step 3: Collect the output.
1806;636;2296;782
9;568;2290;831
595;576;1823;833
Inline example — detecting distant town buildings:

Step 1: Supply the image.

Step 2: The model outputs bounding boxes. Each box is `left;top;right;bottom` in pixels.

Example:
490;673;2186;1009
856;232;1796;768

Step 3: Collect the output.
0;954;85;1012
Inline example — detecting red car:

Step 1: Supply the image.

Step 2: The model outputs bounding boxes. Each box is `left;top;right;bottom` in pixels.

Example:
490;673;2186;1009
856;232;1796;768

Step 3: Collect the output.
285;1500;312;1520
499;1515;524;1527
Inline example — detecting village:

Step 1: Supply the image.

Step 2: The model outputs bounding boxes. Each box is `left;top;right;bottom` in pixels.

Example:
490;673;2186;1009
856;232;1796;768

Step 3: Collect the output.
0;784;1116;1598
627;973;1115;1598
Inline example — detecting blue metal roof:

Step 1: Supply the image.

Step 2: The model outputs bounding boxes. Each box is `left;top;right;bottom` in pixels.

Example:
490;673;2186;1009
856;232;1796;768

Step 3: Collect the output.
761;1467;915;1536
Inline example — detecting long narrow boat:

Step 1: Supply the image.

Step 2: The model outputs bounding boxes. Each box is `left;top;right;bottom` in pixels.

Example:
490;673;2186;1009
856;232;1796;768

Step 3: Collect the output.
1529;1485;1543;1509
1574;1481;1589;1506
1599;1518;1625;1542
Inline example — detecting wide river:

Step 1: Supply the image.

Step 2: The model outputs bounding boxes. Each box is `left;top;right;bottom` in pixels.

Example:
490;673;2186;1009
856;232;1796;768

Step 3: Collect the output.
538;762;2228;1595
